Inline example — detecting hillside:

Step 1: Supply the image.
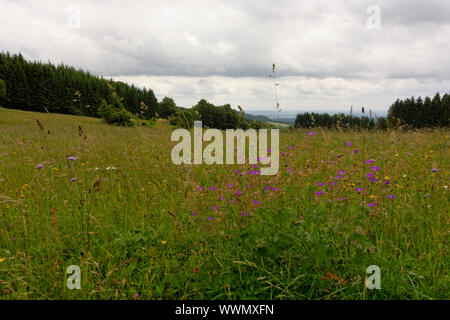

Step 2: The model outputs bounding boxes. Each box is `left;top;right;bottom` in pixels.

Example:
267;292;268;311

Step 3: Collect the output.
0;107;448;299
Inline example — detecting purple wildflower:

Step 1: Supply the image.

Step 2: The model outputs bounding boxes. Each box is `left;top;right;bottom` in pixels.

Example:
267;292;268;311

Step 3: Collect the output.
67;156;77;161
70;177;78;182
241;212;248;216
387;195;394;199
236;190;242;196
207;217;213;220
371;166;379;172
431;168;438;172
36;164;44;169
308;131;315;136
356;187;363;192
354;149;358;154
317;182;325;186
368;203;376;207
366;173;375;178
315;191;323;196
365;159;375;164
253;200;260;205
211;206;218;210
338;170;345;175
271;187;279;191
209;187;216;191
345;142;352;146
385;180;390;185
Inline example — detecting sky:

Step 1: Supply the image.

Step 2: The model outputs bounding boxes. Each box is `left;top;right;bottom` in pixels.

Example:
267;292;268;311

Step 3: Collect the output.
1;0;450;116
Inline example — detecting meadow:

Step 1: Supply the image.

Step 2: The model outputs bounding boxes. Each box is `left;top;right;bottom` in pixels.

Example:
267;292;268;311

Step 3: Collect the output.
0;107;448;300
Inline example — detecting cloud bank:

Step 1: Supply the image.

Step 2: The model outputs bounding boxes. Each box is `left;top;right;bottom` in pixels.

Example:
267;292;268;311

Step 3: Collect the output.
1;0;449;113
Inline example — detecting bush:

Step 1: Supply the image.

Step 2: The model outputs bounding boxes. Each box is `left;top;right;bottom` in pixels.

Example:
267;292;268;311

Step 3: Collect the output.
99;99;134;126
158;97;177;119
169;109;196;129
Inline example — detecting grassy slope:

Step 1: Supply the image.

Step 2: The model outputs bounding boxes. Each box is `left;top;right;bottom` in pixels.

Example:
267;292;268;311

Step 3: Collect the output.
0;107;448;299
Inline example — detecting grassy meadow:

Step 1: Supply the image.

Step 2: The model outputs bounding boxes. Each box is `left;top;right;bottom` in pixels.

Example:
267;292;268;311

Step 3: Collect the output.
0;107;448;300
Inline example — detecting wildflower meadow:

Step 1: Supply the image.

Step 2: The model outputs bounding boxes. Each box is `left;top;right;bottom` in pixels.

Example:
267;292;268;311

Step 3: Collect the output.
0;107;448;300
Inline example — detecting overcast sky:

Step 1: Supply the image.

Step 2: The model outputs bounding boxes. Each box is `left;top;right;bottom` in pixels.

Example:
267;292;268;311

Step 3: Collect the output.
1;0;449;115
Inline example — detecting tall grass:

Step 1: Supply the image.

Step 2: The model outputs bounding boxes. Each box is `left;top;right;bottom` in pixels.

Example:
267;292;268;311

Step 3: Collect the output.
0;107;448;299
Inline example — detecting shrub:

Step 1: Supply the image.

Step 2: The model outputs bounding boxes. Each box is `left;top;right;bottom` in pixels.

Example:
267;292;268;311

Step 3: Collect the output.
169;109;196;129
99;99;134;126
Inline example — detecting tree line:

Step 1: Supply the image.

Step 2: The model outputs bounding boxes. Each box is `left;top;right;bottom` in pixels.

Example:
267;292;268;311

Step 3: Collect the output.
294;111;387;130
1;52;448;130
387;93;449;128
170;99;265;129
0;52;264;128
295;93;449;130
0;52;160;121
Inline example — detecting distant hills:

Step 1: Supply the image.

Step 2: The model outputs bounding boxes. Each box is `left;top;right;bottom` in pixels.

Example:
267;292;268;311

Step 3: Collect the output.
244;113;295;125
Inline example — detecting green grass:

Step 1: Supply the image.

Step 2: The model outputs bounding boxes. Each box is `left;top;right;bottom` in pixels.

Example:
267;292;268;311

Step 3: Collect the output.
0;107;448;300
267;121;290;128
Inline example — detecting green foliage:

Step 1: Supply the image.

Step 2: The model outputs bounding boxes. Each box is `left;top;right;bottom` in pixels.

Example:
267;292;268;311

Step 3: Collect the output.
0;79;6;97
387;92;449;128
158;97;177;119
99;99;134;126
0;52;158;118
294;112;379;130
249;119;265;129
192;99;262;130
169;108;196;129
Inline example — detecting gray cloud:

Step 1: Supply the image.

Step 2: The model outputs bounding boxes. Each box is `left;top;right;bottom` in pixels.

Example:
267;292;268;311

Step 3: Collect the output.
0;0;449;112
